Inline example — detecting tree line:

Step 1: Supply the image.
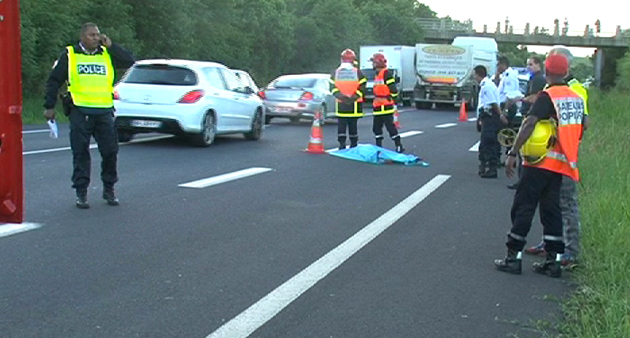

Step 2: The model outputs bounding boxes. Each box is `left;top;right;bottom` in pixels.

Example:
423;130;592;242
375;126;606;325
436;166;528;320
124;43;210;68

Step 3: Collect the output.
20;0;622;96
19;0;435;94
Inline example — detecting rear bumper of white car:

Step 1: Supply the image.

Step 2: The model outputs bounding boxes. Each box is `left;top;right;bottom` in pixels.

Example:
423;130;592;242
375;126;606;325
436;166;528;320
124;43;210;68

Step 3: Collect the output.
114;102;205;134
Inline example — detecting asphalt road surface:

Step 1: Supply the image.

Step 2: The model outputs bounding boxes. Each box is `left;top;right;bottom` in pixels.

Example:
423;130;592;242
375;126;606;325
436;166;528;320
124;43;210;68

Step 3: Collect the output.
1;107;571;338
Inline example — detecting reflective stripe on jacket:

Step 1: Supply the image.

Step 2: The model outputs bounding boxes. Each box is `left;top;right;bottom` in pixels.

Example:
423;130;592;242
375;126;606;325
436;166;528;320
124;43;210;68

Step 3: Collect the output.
372;68;397;115
67;46;115;108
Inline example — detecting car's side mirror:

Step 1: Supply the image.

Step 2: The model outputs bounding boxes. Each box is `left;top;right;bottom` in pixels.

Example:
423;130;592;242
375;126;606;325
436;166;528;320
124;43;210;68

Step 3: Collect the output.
242;86;255;95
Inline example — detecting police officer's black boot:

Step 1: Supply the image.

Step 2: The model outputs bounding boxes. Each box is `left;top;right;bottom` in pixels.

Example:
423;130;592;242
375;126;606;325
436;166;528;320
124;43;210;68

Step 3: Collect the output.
481;165;497;178
338;142;346;150
532;252;562;278
103;187;120;206
478;162;487;176
494;249;522;274
75;190;90;209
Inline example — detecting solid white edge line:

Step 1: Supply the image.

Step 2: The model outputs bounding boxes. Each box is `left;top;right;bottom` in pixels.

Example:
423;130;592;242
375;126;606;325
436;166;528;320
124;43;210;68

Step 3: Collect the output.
22;135;172;155
206;174;451;338
0;223;42;238
179;167;273;189
435;123;457;128
469;141;480;152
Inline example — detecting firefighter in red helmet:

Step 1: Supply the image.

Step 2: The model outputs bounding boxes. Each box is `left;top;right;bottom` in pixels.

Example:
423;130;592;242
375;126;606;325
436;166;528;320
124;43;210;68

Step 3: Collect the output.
371;53;404;152
329;49;367;149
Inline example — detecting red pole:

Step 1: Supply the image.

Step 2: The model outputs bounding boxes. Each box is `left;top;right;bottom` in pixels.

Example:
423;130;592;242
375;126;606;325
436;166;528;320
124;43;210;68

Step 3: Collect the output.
0;0;24;223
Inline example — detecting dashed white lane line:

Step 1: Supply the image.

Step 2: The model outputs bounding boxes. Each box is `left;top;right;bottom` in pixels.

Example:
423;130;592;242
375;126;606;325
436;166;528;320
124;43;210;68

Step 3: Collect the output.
179;167;273;189
398;130;424;138
22;135;172;155
205;174;451;338
0;223;41;238
435;123;457;128
469;141;480;152
22;129;49;134
468;117;477;122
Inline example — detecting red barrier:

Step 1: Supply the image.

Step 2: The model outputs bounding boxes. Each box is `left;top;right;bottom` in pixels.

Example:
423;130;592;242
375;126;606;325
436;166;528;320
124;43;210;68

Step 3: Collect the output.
0;0;24;223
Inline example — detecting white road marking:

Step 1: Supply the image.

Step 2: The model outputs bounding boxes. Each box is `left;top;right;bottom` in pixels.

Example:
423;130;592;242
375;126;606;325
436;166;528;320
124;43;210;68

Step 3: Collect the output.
435;123;457;129
22;129;48;134
469;141;480;152
398;131;424;138
22;135;172;155
205;174;451;338
468;117;477;122
179;167;272;189
0;223;41;238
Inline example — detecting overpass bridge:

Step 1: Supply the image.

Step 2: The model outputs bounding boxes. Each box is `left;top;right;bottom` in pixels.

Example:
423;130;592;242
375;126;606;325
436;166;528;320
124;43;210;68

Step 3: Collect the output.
417;18;629;86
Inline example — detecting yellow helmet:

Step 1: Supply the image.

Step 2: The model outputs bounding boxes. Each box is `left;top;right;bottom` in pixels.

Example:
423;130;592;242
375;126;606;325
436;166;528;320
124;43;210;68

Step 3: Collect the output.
521;119;557;164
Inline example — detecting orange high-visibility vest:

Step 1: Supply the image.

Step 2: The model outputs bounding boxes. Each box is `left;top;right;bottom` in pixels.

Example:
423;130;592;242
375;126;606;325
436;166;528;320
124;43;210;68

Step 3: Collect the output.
526;86;584;181
372;68;395;114
334;66;362;101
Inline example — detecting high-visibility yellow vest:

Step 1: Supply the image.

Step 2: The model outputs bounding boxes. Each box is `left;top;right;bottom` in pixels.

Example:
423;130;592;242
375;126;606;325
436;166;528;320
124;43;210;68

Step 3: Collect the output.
67;46;115;108
567;78;589;115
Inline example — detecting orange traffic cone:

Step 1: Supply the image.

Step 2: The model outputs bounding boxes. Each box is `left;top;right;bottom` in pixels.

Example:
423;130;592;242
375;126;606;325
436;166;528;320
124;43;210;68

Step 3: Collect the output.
393;108;401;129
458;100;468;122
305;111;325;154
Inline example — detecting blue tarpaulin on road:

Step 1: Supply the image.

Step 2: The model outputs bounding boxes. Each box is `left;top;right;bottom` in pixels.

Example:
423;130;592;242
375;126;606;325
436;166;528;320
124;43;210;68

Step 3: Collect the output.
329;144;429;166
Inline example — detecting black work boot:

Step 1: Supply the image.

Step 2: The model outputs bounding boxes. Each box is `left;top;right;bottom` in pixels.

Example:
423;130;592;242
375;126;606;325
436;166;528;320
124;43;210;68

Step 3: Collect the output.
349;137;358;148
338;142;346;150
533;252;562;278
103;187;120;206
75;190;90;209
494;249;522;274
375;138;383;147
478;162;487;176
481;166;498;178
394;139;404;153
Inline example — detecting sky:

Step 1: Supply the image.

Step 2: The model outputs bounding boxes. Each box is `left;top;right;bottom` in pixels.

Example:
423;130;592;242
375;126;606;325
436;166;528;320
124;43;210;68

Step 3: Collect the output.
419;0;626;57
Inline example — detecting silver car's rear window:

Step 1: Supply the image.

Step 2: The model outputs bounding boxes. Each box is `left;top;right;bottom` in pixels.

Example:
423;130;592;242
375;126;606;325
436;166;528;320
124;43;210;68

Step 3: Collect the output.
122;64;198;86
271;77;317;89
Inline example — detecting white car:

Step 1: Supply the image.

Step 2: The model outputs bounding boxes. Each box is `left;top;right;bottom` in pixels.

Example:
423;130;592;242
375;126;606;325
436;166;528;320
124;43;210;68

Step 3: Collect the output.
114;59;264;147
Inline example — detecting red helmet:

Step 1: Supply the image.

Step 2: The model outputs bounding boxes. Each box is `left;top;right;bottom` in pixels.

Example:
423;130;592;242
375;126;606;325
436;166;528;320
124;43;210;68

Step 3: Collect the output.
340;49;356;63
370;53;387;68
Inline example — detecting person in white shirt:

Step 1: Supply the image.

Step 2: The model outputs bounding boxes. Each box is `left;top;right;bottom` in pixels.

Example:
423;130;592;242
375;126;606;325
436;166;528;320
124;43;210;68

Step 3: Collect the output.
474;65;507;178
497;56;521;119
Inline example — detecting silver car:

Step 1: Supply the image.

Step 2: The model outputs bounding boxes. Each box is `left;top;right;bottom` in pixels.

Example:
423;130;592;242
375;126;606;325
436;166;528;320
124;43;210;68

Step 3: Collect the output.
259;73;337;124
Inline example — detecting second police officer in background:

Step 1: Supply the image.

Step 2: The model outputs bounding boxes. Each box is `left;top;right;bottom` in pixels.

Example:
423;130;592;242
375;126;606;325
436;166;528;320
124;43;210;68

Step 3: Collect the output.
473;65;507;178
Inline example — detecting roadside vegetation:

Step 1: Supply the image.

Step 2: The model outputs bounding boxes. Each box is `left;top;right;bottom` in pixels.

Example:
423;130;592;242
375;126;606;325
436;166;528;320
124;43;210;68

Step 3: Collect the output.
553;52;630;337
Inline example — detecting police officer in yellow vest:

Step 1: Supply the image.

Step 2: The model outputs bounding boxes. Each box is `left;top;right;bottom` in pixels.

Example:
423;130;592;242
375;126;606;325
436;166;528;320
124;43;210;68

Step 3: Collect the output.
44;23;135;209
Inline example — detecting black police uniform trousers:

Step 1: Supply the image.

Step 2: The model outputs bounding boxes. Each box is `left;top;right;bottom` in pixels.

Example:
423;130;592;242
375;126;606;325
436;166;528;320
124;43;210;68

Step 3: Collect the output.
478;114;501;167
68;106;119;192
507;166;565;254
372;113;400;143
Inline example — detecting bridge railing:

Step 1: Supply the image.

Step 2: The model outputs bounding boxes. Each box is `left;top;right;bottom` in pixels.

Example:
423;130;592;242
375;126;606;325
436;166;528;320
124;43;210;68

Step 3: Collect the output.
416;18;626;39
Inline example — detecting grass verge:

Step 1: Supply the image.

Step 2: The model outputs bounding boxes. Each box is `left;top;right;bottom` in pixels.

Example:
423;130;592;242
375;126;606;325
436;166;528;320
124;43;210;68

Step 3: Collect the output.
555;89;630;337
